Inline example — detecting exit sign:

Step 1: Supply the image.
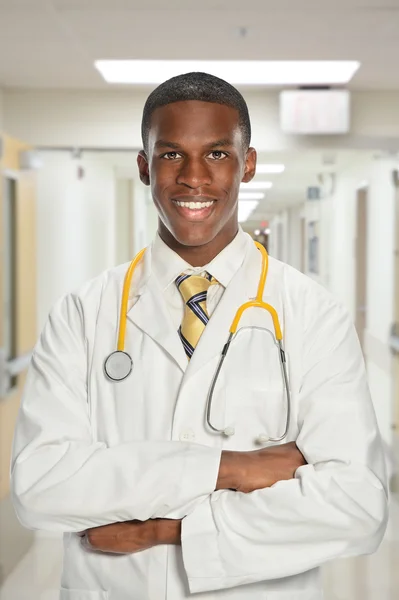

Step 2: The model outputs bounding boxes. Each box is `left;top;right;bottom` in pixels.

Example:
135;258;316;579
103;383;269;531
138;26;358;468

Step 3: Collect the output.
280;90;350;134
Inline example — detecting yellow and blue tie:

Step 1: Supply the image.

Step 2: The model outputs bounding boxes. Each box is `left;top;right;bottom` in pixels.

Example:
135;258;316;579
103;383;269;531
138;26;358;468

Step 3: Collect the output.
175;272;216;359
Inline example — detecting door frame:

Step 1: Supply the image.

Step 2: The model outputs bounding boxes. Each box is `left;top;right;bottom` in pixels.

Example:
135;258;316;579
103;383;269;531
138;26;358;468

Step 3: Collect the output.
391;169;399;438
355;184;369;355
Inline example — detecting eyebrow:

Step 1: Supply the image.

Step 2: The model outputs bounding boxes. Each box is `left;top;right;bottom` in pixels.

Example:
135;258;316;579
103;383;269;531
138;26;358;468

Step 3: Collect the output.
207;139;234;149
154;140;181;149
154;138;234;150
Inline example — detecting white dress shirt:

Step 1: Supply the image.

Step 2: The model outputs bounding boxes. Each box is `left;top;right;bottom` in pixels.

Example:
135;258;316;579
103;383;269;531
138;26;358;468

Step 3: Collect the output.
151;227;248;330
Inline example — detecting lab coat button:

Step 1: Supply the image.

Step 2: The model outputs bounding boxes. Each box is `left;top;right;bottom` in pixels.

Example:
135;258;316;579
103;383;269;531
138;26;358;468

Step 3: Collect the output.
179;429;195;442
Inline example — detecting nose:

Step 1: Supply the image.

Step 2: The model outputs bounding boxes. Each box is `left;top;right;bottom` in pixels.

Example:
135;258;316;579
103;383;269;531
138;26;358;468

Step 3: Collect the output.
176;157;212;189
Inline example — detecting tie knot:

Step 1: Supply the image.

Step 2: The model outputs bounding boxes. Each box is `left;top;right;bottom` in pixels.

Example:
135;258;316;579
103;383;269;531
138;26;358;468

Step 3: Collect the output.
175;272;217;359
175;272;214;304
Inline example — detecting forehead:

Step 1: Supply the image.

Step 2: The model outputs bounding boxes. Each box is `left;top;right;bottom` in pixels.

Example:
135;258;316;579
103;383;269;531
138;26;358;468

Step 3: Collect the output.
147;100;242;147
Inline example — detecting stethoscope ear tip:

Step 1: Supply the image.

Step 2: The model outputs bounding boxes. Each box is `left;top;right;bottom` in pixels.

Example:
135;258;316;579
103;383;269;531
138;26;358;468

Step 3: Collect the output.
256;434;269;444
223;426;235;437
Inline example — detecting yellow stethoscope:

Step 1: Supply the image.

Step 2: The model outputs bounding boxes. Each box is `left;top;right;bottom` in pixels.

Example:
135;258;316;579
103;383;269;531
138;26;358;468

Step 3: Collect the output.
104;242;291;443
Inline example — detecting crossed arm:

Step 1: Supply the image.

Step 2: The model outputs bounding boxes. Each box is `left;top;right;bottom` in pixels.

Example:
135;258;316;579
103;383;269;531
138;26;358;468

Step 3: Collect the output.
11;293;388;590
80;442;306;553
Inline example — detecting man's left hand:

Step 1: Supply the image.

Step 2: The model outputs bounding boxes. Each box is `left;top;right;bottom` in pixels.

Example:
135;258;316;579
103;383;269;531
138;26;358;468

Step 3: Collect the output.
79;519;182;554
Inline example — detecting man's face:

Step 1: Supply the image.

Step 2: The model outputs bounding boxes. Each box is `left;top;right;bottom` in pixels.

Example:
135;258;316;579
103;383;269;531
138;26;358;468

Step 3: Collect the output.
137;100;256;249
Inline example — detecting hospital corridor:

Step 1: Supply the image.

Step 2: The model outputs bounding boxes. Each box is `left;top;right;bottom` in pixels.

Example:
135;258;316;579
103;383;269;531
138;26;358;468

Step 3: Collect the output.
0;1;399;599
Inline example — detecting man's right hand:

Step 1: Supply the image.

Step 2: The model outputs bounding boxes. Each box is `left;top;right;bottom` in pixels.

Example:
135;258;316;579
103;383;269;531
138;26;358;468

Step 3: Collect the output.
216;442;307;493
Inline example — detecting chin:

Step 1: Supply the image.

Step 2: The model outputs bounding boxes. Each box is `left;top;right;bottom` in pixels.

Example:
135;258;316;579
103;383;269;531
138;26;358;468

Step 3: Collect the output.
173;223;218;247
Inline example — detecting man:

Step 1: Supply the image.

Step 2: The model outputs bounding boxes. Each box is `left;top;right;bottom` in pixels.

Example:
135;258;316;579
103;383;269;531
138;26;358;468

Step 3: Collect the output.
11;72;388;600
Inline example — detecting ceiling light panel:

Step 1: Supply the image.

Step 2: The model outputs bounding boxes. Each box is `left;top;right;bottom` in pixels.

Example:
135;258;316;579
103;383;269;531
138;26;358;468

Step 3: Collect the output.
240;181;273;190
238;192;265;200
95;60;361;85
256;164;285;174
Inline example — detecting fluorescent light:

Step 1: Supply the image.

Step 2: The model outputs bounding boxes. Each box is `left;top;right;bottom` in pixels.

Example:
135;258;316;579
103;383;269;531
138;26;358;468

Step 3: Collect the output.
95;60;361;85
256;164;285;174
238;192;265;200
238;201;258;223
241;181;273;190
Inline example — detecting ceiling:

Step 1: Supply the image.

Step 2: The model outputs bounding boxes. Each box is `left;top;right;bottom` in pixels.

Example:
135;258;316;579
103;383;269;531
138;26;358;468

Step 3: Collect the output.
0;0;399;90
2;0;396;220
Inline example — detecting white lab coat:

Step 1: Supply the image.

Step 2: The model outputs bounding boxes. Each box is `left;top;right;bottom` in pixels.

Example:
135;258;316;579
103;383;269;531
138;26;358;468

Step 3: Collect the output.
11;233;388;600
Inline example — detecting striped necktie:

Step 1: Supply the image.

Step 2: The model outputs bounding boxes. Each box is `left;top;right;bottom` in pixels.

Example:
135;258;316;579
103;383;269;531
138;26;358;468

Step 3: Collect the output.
175;272;216;359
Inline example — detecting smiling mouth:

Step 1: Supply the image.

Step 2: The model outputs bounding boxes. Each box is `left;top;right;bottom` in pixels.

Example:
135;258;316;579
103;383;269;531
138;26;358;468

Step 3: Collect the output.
172;199;216;210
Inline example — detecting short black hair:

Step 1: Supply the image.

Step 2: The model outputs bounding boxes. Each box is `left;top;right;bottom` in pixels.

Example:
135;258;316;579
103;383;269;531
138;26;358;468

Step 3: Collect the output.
141;71;251;152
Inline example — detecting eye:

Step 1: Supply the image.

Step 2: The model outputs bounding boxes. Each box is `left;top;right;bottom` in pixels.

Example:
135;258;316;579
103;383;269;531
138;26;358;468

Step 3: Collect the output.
161;152;182;160
208;151;228;160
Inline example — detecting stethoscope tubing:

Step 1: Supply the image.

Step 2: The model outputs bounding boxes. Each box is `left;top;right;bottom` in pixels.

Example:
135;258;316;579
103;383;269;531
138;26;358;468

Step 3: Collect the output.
104;241;291;442
205;326;291;442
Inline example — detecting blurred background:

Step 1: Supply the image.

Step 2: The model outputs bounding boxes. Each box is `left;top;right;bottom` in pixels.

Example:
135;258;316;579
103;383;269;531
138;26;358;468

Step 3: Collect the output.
0;1;398;598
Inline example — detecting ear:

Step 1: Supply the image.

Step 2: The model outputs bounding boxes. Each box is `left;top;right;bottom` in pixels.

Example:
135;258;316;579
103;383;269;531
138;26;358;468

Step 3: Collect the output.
137;151;150;186
241;147;257;183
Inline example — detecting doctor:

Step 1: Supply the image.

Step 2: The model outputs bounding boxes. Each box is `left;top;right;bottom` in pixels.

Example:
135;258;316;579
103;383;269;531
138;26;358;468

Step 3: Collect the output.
11;72;388;600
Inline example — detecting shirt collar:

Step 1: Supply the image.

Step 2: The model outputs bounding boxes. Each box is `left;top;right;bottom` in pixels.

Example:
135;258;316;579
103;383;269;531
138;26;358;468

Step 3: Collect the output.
151;226;248;290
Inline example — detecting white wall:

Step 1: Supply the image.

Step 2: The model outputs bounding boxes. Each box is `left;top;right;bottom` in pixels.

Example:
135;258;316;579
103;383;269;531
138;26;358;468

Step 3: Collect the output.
364;157;397;444
36;151;157;332
326;163;367;314
270;205;304;271
115;179;132;266
305;197;329;288
312;156;396;444
146;195;159;244
287;205;304;272
269;211;284;263
36;151;116;330
3;90;399;151
318;195;334;290
115;176;158;261
268;217;276;257
269;210;289;263
366;158;396;347
131;180;148;255
271;155;398;445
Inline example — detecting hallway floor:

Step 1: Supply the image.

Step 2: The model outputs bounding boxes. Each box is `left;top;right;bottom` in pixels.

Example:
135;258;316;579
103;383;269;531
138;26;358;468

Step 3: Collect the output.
1;498;398;600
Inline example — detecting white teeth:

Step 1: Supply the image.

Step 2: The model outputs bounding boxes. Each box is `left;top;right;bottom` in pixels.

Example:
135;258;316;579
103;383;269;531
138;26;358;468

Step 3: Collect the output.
175;201;214;209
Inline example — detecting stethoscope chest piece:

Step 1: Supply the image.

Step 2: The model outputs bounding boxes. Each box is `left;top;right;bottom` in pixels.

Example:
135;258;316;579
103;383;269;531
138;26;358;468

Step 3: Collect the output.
104;351;133;382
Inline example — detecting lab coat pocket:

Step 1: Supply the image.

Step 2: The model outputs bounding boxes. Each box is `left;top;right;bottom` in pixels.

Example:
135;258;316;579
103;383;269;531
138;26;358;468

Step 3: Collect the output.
60;589;109;600
225;386;286;449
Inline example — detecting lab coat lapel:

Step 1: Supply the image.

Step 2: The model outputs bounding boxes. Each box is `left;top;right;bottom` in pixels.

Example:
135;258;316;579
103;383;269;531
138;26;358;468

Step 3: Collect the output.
184;237;267;379
127;275;188;373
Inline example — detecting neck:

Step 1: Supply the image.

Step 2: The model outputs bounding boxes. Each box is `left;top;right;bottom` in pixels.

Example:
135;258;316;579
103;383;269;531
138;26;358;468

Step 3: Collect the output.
158;222;239;267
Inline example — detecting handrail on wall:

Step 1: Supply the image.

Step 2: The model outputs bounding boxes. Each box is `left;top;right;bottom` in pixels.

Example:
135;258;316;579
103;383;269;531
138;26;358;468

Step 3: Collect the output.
0;349;32;397
390;323;399;355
